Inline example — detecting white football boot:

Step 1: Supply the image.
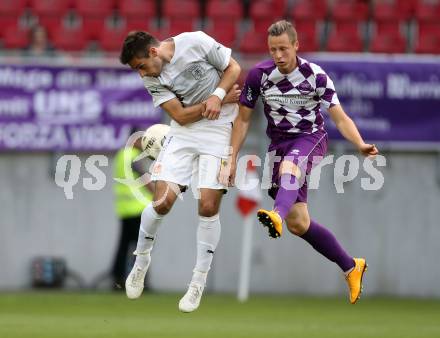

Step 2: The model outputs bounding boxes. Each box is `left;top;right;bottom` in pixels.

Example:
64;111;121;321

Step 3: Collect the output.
125;251;150;299
178;282;205;313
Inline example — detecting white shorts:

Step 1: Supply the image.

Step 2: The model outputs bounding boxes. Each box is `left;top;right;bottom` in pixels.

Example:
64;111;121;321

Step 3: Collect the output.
151;122;232;191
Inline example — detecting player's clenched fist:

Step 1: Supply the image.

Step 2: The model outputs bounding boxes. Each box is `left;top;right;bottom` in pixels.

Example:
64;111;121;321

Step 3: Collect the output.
218;157;237;187
358;143;379;157
203;95;222;120
223;84;241;104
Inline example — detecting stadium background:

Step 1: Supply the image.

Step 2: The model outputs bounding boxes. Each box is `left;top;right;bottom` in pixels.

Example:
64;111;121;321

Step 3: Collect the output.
0;0;439;337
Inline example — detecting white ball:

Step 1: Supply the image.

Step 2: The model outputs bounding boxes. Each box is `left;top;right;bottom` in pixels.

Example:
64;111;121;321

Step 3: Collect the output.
141;124;170;160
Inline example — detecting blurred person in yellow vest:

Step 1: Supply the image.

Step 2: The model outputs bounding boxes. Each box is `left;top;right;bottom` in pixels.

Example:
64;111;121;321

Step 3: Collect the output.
112;128;154;289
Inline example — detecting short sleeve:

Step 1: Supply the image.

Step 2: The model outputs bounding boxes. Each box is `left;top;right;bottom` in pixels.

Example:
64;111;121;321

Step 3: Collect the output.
239;67;263;109
193;31;231;71
314;67;340;109
143;78;176;107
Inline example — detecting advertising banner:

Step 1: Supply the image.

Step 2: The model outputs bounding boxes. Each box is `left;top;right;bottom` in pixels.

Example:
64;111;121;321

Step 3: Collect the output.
0;64;162;151
315;57;440;144
1;57;439;150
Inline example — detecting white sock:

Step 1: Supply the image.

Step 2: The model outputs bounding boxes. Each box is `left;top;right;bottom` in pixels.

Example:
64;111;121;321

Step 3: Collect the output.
191;271;208;286
134;204;163;268
192;214;221;285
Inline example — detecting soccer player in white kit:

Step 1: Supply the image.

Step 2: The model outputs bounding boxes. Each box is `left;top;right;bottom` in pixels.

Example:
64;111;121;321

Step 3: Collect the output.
119;31;241;312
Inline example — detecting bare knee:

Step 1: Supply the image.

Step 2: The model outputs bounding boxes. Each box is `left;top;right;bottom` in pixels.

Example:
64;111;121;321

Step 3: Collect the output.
153;181;179;215
153;196;174;215
199;200;219;217
286;213;310;236
280;160;302;179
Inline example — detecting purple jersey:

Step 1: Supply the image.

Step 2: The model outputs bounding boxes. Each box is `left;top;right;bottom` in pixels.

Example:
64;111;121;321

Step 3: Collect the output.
240;57;340;141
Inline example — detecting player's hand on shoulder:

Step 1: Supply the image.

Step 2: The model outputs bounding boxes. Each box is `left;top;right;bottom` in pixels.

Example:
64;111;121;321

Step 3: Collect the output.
358;143;379;157
223;84;241;104
203;95;221;120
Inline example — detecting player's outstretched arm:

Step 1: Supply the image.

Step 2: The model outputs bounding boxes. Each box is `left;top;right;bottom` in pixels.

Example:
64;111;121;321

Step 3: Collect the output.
204;57;241;120
231;105;253;161
161;98;205;126
218;104;253;186
328;104;379;157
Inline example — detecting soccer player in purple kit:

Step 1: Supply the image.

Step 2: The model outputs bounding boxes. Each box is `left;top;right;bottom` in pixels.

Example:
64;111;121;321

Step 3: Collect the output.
221;20;379;304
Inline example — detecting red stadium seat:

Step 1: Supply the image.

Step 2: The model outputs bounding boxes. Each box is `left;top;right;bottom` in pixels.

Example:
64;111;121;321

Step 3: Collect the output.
326;21;364;52
160;18;198;37
162;0;200;19
332;20;363;36
206;0;243;20
294;20;320;52
294;19;318;37
327;34;363;52
414;0;440;21
330;0;369;21
327;37;363;52
80;17;109;40
52;26;88;51
297;31;319;52
0;16;22;35
250;0;287;32
289;0;327;52
238;30;268;54
0;0;26;15
0;0;26;34
161;0;200;36
372;0;414;21
205;19;239;47
2;25;29;49
99;25;130;52
75;0;115;40
251;18;277;34
37;16;65;37
415;21;440;53
117;0;155;33
145;27;163;41
373;20;405;36
369;21;407;53
370;1;412;53
75;0;114;17
250;0;287;18
30;0;69;36
121;16;151;32
290;0;327;20
250;0;275;20
370;35;406;53
29;0;71;16
118;0;156;18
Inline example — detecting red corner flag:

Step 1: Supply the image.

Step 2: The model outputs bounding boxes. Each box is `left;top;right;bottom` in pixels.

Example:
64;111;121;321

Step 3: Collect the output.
236;158;262;217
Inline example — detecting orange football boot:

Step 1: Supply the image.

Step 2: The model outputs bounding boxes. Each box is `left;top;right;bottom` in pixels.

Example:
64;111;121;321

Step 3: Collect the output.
257;209;283;238
345;258;368;304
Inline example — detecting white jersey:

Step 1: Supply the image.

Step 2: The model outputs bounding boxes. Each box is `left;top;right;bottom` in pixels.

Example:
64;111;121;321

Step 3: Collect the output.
143;31;238;128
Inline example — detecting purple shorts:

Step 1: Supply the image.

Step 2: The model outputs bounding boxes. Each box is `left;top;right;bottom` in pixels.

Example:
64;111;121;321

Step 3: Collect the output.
268;129;328;203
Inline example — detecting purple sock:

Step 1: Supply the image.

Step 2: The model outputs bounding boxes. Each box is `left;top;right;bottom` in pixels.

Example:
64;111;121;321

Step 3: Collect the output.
301;220;355;272
274;174;299;219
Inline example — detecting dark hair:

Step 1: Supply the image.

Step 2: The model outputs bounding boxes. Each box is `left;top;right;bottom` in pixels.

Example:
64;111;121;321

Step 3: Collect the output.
268;20;298;44
119;31;159;65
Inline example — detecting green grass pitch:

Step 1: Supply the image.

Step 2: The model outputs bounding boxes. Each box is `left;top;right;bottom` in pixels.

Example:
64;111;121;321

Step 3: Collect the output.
1;292;439;338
